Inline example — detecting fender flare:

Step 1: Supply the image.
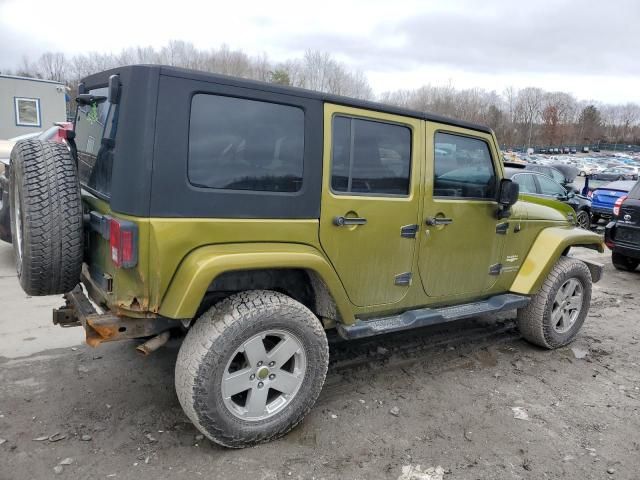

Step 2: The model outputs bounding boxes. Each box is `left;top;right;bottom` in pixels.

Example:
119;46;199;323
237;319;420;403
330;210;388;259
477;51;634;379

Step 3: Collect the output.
510;226;604;295
158;242;355;323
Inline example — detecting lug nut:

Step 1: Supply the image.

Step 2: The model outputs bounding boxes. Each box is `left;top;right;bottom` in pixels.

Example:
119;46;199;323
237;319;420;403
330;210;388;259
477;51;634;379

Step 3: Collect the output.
269;374;276;380
250;374;255;380
258;382;264;388
268;361;275;367
257;361;263;367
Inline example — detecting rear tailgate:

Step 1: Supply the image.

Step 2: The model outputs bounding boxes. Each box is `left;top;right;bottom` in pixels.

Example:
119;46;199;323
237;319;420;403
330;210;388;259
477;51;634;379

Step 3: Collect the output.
615;198;640;246
75;82;150;315
592;188;628;210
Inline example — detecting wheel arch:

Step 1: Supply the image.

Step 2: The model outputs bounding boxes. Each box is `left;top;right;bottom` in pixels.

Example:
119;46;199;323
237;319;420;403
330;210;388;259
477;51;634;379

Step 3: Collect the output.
158;243;355;324
510;227;604;295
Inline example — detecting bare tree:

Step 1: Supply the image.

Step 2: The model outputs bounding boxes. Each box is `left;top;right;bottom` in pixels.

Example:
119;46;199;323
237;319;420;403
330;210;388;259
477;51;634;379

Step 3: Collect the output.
8;41;640;146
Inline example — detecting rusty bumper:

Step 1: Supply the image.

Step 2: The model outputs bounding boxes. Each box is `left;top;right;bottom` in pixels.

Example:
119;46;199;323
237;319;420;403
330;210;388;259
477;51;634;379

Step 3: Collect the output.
53;285;176;347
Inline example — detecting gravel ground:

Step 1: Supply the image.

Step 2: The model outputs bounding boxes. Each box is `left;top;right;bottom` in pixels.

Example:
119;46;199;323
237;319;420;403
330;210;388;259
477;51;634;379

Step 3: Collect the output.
0;244;639;480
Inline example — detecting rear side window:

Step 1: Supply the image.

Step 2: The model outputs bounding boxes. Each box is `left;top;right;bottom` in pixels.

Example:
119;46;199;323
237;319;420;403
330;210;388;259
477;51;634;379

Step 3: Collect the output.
512;173;537;194
188;94;304;192
331;116;411;196
76;87;118;198
537;175;566;196
433;132;496;199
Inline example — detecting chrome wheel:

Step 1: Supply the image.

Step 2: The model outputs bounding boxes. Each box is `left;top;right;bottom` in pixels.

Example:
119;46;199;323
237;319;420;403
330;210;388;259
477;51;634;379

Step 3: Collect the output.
221;329;306;421
13;183;23;262
576;211;591;230
551;278;583;334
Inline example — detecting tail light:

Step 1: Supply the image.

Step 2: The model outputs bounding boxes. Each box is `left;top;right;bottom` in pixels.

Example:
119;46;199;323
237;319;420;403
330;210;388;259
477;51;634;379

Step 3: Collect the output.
109;218;138;268
613;195;627;217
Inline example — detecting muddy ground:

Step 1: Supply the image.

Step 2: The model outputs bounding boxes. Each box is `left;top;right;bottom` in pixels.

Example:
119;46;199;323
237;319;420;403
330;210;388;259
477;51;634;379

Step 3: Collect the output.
0;244;639;480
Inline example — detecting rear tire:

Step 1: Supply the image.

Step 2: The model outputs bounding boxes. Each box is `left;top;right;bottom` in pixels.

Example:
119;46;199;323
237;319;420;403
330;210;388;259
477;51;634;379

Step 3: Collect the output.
612;252;639;272
9;140;83;295
517;257;592;349
175;290;329;448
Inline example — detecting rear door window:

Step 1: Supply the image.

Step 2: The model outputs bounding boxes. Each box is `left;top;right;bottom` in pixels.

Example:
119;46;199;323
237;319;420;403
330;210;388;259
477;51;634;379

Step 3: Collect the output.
512;173;537;194
330;116;411;196
75;87;118;198
188;94;304;193
537;175;566;196
550;168;566;184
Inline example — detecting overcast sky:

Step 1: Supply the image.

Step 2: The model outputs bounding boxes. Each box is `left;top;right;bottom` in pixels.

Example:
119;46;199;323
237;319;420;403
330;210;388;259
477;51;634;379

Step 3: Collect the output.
1;0;638;103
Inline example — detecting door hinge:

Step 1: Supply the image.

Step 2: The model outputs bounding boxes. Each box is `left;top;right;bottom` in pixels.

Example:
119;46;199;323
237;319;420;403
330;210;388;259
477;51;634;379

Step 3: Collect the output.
488;263;502;275
496;222;510;235
400;224;418;238
394;272;413;286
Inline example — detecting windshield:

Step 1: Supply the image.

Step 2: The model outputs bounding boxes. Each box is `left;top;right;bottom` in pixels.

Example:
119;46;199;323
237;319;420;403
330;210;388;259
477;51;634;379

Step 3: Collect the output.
75;87;118;199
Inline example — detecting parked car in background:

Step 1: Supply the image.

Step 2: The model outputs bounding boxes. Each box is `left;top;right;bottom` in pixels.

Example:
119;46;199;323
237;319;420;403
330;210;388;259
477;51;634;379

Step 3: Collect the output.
617;165;640;179
563;147;570;154
590;180;637;223
525;163;579;193
505;167;592;229
592;167;637;181
570;148;577;154
604;180;640;271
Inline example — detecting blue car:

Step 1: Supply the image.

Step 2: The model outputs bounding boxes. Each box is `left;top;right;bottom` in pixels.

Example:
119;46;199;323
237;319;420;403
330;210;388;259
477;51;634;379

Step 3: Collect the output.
589;180;637;223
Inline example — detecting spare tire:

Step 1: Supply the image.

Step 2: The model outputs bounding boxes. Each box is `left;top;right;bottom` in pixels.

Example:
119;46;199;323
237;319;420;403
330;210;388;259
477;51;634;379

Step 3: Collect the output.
9;140;83;295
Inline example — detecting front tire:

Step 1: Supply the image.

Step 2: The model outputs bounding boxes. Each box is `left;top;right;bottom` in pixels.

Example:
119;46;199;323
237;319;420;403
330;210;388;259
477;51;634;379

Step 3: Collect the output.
517;257;592;349
612;252;639;272
576;209;591;230
175;290;329;448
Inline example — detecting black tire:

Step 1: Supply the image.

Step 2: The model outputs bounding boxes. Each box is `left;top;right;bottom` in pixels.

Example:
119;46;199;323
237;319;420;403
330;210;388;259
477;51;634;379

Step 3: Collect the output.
175;290;329;448
9;140;83;295
517;257;592;349
576;209;591;230
612;252;639;272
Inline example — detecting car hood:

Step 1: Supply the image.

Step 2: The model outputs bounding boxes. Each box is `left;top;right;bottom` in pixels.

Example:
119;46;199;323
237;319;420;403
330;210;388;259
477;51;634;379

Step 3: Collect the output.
514;195;575;223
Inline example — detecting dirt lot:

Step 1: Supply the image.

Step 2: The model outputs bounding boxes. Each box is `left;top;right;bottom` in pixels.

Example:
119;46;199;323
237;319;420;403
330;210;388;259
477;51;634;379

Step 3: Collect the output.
0;242;639;480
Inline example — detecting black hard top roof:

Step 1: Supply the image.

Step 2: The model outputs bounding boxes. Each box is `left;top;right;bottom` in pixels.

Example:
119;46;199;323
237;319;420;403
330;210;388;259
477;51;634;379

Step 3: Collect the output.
82;64;493;135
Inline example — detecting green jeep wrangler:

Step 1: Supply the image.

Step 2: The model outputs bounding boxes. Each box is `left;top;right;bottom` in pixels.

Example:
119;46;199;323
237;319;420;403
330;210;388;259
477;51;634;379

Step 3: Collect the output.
8;65;604;448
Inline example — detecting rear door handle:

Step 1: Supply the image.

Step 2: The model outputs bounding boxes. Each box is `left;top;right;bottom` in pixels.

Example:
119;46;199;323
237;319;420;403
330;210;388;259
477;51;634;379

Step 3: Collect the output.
426;217;453;226
334;216;367;226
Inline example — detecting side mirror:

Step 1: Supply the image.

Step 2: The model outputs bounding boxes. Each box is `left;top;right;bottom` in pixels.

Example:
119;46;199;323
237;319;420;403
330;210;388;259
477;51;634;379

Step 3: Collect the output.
496;179;519;218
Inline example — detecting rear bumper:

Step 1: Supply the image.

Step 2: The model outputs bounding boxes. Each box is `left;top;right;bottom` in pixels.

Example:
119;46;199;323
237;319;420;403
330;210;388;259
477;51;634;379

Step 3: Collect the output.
605;222;640;259
53;285;176;347
591;206;612;217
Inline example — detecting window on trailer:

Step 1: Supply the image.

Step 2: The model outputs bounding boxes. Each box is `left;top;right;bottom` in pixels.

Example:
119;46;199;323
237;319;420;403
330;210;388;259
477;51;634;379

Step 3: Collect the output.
15;97;41;127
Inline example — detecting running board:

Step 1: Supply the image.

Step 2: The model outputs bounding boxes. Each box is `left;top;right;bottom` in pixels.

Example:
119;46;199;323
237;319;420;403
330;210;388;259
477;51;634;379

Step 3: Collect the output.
337;294;530;340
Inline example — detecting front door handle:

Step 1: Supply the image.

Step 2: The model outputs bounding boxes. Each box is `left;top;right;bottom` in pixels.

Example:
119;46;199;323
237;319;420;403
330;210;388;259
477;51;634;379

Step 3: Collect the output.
426;217;453;226
334;216;367;227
